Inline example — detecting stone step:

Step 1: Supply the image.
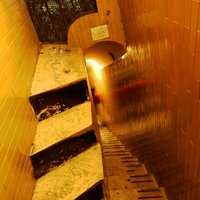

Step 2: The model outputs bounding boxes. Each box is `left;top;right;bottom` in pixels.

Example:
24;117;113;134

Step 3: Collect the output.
30;102;92;155
30;44;87;97
31;130;97;179
105;173;158;191
127;173;158;189
106;163;148;177
29;80;88;121
104;156;140;165
136;187;167;199
32;145;104;200
30;102;97;178
109;188;167;200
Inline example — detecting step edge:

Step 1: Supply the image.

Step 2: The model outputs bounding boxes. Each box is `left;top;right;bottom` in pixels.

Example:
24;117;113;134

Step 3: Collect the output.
30;124;94;156
30;77;87;97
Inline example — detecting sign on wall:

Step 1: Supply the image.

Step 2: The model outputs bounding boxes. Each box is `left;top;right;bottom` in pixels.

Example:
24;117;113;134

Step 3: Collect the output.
91;24;109;41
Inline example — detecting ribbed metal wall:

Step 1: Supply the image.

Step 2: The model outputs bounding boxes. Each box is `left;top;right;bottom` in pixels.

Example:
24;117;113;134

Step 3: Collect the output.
102;0;200;199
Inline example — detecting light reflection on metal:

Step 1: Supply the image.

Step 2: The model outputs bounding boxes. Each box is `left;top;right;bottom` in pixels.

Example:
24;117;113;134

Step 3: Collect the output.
121;53;127;60
86;59;102;81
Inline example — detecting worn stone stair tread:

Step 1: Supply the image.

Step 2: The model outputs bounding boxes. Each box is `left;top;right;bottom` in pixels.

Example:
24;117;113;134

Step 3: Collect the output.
136;187;167;199
105;174;158;190
31;102;92;155
106;164;148;176
104;156;140;165
105;174;166;199
32;144;104;200
109;188;167;200
30;44;86;96
128;174;158;189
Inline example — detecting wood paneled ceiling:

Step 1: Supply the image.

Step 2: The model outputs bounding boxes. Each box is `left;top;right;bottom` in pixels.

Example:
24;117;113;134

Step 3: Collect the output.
25;0;98;42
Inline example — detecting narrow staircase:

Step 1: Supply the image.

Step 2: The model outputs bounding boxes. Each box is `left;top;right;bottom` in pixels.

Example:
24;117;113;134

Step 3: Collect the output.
29;44;104;200
100;127;168;200
28;43;168;200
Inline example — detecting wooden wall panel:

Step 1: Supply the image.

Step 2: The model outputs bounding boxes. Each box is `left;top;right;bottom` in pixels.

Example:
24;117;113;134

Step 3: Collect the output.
0;0;40;199
68;0;126;52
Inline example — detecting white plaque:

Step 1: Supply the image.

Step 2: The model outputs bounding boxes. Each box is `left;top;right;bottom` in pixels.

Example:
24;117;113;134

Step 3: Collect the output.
91;24;109;41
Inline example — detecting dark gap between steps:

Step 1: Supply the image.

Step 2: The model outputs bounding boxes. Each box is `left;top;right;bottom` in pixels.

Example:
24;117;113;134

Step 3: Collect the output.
29;80;88;121
75;180;104;200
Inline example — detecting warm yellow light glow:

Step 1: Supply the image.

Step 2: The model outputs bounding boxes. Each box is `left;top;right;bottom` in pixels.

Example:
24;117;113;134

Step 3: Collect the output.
86;59;102;80
86;59;102;69
121;53;127;60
